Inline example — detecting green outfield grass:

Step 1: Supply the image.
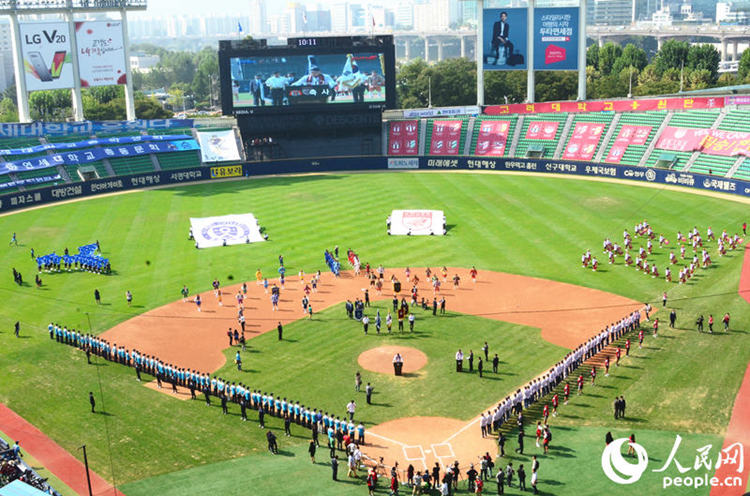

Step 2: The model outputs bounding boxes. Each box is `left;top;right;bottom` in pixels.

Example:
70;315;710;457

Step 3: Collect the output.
0;172;748;495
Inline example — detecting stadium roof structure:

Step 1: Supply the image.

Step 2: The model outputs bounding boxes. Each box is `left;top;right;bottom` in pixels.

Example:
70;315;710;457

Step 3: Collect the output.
666;84;750;97
0;0;146;14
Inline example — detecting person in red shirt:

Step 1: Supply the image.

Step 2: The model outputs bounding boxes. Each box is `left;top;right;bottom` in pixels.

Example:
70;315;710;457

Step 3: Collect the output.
723;312;730;332
604;357;610;377
653;318;659;337
536;421;542;448
390;475;398;495
542;404;549;424
590;366;597;386
577;374;584;395
475;476;484;494
708;314;714;334
616;347;621;367
625;339;631;356
638;329;644;348
742;222;746;236
564;382;570;404
470;266;478;283
552;393;559;417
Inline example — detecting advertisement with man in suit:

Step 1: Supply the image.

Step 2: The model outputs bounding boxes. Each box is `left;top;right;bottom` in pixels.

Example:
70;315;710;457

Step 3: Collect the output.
483;8;527;71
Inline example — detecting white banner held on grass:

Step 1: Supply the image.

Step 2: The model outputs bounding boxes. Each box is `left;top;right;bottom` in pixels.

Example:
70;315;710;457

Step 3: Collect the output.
388;210;446;236
190;213;264;248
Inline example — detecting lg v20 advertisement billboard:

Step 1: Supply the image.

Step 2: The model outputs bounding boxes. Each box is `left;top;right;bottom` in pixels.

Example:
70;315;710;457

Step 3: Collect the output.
19;22;74;92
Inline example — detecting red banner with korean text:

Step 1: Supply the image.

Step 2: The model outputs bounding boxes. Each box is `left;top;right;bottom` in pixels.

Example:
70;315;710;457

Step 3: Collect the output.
485;96;723;116
654;127;750;156
388;120;419;156
654;126;707;152
562;122;605;160
525;121;559;140
698;129;750;157
429;120;462;155
474;120;511;156
605;125;653;163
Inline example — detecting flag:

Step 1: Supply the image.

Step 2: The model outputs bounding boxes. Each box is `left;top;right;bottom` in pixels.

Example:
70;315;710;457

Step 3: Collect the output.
372;15;376;27
237;21;243;33
303;12;308;24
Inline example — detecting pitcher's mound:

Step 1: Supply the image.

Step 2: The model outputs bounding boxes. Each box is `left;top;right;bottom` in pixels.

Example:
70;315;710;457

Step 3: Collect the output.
358;346;427;375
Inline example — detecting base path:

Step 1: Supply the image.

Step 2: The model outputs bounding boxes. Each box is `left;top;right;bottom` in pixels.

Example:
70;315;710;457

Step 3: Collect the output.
101;267;641;373
358;346;428;375
710;362;750;496
0;403;121;496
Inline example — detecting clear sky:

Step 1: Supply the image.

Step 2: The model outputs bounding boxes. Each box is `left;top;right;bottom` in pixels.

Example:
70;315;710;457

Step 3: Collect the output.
133;0;405;18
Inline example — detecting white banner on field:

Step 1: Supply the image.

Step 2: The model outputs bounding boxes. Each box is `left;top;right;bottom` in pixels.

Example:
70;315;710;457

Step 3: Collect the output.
190;213;265;248
196;129;242;163
75;20;127;87
388;210;446;236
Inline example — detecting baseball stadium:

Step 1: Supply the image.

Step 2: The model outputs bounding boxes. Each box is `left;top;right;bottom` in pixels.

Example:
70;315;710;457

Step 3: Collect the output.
0;2;749;496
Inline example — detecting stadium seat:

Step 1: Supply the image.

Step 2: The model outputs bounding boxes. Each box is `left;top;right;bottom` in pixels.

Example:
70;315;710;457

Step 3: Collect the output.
602;111;667;166
514;113;568;159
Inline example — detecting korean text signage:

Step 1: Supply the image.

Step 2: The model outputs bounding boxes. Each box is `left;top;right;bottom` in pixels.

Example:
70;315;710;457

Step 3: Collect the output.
562;122;604;161
525;121;558;140
75;21;127;87
533;8;579;71
605;125;652;163
482;8;528;71
485;96;724;116
388;120;419;156
19;22;74;91
429;120;462;155
0;120;194;138
210;165;242;178
655;127;750;156
474;120;511;156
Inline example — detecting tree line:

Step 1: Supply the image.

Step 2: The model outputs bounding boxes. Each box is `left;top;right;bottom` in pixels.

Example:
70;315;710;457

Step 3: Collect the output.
0;39;744;122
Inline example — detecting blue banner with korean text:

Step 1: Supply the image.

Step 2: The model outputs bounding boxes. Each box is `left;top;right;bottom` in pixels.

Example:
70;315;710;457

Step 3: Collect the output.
0;139;200;176
0;119;194;138
0;134;192;157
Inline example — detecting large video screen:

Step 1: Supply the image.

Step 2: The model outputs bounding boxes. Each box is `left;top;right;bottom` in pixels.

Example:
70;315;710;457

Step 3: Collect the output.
219;37;395;116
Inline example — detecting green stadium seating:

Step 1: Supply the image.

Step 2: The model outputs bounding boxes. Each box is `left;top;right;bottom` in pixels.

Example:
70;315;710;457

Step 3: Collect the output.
156;151;202;170
13;166;65;190
64;161;109;181
668;109;720;129
108;155;155;176
602;111;667;166
514;113;569;158
147;128;194;136
733;158;750;181
718;109;750;133
469;115;519;157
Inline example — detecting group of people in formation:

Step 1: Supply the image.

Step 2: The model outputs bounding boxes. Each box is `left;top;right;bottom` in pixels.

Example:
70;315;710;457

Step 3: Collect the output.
581;221;743;283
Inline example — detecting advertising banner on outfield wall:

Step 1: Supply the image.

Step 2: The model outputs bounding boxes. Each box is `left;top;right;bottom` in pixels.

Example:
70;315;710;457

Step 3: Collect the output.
525;121;558;140
474;120;510;156
429;120;462;155
19;22;74;92
562;122;604;161
533;8;580;71
196;129;242;163
388;120;419;156
482;8;527;71
485;96;724;116
75;20;127;87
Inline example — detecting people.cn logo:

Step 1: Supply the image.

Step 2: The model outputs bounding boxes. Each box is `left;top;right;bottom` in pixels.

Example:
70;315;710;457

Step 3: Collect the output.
601;438;649;485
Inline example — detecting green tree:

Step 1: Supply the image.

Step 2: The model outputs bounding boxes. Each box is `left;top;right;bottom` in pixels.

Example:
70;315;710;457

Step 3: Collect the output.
586;43;599;70
396;58;430;108
29;89;71;121
598;42;623;76
426;58;476;107
687;44;720;83
687;69;713;90
739;48;750;79
612;44;648;75
0;98;18;122
535;71;577;102
135;96;173;119
484;71;526;104
653;40;689;75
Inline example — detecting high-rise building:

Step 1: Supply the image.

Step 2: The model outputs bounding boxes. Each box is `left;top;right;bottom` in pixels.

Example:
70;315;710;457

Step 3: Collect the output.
588;0;634;25
287;3;307;34
331;3;349;32
395;3;414;29
249;0;267;35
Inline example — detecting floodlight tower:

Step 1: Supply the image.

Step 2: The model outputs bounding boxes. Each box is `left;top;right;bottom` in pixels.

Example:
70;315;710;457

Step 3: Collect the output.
0;0;147;123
